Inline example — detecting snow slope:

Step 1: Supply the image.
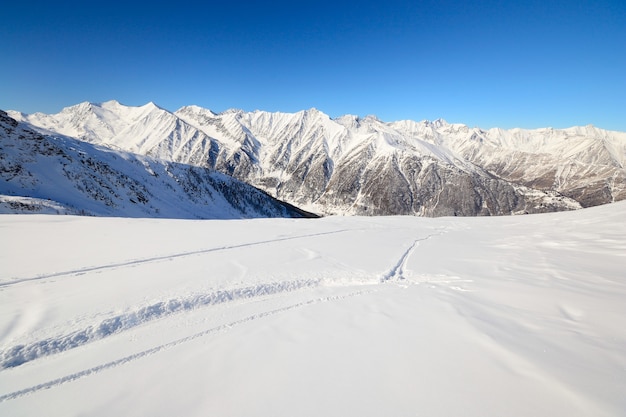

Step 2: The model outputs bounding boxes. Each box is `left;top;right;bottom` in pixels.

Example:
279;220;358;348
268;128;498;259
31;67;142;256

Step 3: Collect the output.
1;202;625;416
0;110;313;219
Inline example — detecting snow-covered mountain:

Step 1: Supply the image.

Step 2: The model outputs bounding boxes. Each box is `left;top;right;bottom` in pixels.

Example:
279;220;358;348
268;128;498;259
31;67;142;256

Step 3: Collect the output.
0;110;314;219
10;101;626;216
390;120;626;209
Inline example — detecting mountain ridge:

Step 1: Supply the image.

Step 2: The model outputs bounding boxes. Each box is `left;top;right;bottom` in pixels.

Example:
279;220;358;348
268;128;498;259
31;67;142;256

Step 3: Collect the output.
8;101;625;216
0;110;316;219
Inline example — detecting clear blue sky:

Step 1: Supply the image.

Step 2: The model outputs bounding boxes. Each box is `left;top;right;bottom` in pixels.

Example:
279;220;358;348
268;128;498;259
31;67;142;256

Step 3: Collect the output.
2;0;625;130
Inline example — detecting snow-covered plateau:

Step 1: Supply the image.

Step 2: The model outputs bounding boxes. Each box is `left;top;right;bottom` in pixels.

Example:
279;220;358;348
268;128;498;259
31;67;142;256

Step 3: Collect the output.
1;201;625;416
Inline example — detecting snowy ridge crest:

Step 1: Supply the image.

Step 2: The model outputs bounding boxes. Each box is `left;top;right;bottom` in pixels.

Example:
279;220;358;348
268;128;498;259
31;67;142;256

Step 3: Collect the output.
8;102;626;216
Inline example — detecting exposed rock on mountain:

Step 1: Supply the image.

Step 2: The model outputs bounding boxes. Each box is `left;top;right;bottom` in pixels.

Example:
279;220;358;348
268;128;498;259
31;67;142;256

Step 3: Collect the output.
390;120;626;209
11;101;625;216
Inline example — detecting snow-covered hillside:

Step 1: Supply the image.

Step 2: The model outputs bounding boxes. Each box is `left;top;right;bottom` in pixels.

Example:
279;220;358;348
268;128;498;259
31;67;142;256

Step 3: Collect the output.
0;110;313;219
391;120;626;207
1;202;625;416
11;101;625;216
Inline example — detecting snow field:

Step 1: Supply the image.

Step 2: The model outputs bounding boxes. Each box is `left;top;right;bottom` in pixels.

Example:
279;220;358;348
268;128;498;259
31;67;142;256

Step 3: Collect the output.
1;203;625;416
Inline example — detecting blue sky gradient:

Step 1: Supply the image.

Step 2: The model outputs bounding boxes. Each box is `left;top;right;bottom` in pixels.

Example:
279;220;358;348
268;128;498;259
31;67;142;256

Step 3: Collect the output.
2;0;625;130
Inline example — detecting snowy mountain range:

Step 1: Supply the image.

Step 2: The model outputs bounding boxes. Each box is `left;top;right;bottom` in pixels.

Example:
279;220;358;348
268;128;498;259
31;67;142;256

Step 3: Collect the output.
0;110;314;219
7;100;626;216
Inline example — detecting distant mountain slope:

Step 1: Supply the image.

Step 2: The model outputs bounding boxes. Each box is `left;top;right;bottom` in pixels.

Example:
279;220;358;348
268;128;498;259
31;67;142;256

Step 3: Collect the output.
0;110;315;219
390;120;626;208
12;101;626;216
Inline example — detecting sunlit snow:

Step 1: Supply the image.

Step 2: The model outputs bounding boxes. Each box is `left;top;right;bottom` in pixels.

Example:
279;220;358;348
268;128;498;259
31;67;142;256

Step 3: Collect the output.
1;202;625;416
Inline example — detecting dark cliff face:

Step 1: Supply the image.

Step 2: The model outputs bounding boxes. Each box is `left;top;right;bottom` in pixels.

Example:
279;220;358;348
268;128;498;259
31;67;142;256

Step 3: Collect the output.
138;133;588;217
457;150;625;209
213;142;565;217
324;154;526;217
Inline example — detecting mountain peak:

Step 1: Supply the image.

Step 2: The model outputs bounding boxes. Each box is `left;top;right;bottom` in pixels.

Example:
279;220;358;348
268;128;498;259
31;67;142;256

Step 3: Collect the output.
99;99;121;107
303;107;322;115
433;118;448;128
63;101;93;112
362;114;381;123
141;101;165;111
176;105;216;116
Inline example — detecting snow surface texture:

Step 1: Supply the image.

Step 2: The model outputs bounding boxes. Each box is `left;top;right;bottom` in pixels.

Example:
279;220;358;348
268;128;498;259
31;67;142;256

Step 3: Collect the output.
1;202;625;416
9;101;626;216
0;110;312;219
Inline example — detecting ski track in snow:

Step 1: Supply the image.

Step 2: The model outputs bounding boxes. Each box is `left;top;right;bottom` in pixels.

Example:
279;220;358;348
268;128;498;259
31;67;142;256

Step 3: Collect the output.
0;230;438;402
380;232;443;282
0;288;374;403
0;229;353;287
0;280;320;369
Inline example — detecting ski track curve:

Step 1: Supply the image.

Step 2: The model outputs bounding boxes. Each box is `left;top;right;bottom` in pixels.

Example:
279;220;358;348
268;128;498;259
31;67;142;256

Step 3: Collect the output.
0;229;353;288
380;232;443;282
0;279;320;369
0;288;374;404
